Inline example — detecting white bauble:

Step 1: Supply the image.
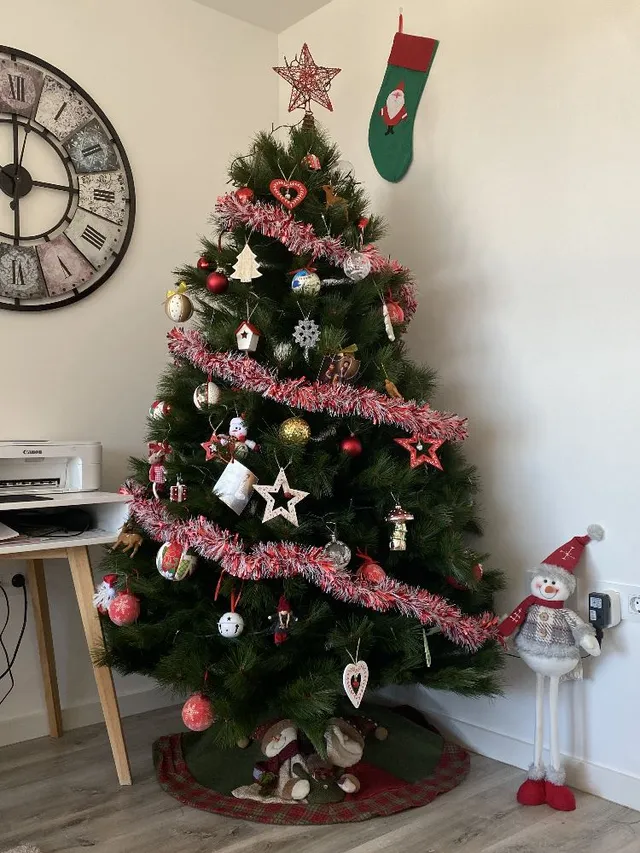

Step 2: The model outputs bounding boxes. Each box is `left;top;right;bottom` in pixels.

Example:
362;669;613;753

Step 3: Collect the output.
193;381;221;410
165;292;193;323
217;611;245;638
343;253;372;282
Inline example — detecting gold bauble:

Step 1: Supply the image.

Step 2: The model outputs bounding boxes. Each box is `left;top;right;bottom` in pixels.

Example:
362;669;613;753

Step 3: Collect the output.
279;416;311;445
165;292;193;323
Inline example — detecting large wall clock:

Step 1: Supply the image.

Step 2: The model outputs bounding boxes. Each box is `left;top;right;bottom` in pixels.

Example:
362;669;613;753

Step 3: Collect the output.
0;46;135;311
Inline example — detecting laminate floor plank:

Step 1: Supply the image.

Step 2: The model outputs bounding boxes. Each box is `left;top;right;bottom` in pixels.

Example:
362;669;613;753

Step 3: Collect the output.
0;706;638;853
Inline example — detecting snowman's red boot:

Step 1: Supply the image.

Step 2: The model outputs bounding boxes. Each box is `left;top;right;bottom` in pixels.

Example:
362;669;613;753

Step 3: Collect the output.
545;768;576;811
517;765;547;806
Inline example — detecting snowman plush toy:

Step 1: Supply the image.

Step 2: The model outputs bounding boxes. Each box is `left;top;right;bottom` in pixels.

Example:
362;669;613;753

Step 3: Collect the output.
498;524;604;812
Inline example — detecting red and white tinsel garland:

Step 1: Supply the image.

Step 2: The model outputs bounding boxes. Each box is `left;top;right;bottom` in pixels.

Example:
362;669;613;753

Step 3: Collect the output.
168;328;467;442
214;194;418;319
124;484;499;651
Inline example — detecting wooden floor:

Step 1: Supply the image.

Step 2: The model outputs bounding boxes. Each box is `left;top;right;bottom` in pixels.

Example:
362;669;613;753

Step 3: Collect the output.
1;707;639;853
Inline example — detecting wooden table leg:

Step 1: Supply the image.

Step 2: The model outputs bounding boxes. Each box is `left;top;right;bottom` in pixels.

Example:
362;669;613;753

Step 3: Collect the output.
26;558;63;738
67;545;132;785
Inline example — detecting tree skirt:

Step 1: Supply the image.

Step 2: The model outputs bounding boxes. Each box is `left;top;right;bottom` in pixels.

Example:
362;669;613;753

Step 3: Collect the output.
153;705;469;825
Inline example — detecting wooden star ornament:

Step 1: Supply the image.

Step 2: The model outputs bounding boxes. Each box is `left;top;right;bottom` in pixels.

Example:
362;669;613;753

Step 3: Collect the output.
394;434;444;470
253;468;309;526
274;44;341;114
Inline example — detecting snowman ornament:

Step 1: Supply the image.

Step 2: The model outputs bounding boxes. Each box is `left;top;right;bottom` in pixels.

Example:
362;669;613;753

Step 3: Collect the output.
498;525;604;812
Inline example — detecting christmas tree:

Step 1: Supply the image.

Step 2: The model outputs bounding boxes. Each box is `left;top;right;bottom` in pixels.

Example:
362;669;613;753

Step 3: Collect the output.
96;121;503;751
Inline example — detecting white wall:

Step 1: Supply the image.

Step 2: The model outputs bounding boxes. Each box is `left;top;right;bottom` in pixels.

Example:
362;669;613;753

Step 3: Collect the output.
0;0;277;745
280;0;640;810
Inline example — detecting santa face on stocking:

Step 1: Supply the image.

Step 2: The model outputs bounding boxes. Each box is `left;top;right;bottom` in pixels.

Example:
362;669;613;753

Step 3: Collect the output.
381;82;408;135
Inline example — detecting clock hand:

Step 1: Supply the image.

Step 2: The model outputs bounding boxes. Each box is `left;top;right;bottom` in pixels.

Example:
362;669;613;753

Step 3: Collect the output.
10;119;31;213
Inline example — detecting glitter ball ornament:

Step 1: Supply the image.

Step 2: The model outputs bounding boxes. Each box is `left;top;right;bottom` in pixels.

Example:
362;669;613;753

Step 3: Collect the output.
235;187;254;204
217;611;245;638
193;381;221;410
279;416;311;445
291;269;321;295
197;256;210;270
206;270;229;294
322;534;352;571
108;592;140;626
343;252;372;281
182;694;215;731
340;434;362;457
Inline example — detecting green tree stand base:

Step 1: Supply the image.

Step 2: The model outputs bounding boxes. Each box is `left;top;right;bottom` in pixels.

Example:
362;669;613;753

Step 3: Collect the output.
368;16;439;183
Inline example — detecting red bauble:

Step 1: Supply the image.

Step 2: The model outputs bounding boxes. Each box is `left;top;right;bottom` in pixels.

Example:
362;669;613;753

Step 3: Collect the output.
385;300;405;325
340;435;362;457
197;257;210;270
206;271;229;294
446;563;484;591
357;552;386;584
235;187;254;204
182;693;215;731
108;592;140;626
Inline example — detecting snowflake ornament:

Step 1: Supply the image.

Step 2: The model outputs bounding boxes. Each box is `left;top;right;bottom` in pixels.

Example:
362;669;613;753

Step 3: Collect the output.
292;317;320;361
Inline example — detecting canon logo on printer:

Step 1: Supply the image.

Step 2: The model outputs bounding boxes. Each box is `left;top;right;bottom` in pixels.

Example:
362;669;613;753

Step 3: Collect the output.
23;449;43;455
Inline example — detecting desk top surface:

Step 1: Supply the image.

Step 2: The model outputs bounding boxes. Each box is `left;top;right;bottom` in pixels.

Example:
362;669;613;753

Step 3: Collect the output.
0;491;129;512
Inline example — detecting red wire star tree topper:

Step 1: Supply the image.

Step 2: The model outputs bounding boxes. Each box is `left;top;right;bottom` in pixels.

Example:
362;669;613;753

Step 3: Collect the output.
274;44;341;119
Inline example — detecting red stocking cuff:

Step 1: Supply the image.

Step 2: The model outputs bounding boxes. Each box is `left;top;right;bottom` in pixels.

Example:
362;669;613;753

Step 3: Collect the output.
388;33;439;73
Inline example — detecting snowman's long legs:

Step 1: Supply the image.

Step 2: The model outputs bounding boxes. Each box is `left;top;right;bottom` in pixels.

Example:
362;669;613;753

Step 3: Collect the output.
533;672;545;773
548;675;562;777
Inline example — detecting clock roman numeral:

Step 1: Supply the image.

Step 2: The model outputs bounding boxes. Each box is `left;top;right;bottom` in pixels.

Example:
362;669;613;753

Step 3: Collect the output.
82;143;101;157
93;188;115;203
81;224;106;251
8;74;25;102
12;259;25;286
58;256;72;278
54;102;67;121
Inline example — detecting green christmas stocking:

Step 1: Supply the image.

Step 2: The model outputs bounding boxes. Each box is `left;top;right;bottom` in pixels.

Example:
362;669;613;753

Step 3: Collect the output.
368;15;439;183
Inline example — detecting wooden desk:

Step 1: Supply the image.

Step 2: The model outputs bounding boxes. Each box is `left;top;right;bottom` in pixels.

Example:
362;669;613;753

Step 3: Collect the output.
0;492;132;785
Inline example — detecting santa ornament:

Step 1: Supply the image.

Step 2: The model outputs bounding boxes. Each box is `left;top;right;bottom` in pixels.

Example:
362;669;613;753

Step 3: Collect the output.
368;13;439;182
498;525;604;812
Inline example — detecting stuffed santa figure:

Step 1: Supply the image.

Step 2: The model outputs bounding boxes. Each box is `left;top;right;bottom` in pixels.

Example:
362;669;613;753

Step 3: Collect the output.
380;81;408;135
498;524;604;812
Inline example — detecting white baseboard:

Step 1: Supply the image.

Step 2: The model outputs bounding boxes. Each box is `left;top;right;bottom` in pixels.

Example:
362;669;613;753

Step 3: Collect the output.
0;686;174;749
428;710;640;812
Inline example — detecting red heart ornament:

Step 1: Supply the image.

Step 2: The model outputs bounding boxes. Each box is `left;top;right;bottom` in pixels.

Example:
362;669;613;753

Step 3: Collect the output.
269;179;308;210
343;659;369;709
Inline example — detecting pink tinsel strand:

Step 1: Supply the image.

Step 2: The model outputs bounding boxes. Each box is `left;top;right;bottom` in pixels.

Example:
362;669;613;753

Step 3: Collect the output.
123;485;499;651
167;328;467;442
214;194;418;320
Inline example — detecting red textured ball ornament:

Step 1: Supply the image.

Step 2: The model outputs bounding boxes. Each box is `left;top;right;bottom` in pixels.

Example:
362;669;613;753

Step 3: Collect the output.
235;187;254;204
182;693;215;731
340;435;362;457
206;271;229;294
197;256;210;270
108;592;140;627
385;300;405;325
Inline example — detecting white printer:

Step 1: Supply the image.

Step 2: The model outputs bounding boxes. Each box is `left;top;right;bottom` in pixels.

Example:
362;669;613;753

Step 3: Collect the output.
0;441;102;496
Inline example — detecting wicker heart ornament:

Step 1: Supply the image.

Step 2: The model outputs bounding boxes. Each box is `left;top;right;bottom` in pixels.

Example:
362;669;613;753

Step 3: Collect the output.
343;659;369;708
269;179;308;210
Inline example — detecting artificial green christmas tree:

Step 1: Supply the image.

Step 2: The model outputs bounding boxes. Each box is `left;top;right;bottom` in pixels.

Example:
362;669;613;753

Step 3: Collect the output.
96;120;503;754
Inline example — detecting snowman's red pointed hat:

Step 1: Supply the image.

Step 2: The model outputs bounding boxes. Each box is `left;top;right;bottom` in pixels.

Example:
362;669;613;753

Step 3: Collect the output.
538;524;604;593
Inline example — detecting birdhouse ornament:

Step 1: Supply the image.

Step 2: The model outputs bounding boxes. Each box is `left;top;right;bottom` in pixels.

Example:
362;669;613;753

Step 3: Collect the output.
235;320;261;353
498;524;604;812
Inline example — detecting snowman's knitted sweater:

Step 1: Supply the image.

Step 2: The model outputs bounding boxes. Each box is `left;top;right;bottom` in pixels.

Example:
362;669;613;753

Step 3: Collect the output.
514;604;595;660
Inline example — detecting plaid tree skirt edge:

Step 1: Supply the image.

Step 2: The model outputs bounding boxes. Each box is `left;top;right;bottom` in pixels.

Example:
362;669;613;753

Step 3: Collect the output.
153;734;469;825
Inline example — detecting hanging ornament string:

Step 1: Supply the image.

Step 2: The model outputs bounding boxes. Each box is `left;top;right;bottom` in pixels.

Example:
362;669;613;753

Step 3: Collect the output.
167;327;468;442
